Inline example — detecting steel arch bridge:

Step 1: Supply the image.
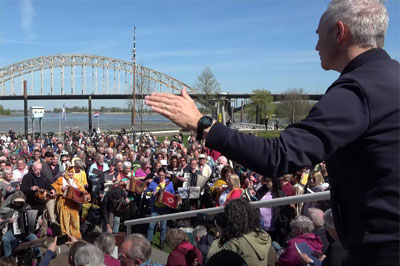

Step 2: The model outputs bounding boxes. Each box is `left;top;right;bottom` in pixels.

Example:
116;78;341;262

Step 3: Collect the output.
0;54;198;97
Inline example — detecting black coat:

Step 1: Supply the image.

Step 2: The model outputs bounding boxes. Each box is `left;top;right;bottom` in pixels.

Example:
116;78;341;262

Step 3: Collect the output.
206;49;399;258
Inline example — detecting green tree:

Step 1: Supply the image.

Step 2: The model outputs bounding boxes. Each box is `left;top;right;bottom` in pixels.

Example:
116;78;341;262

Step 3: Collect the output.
0;105;11;115
246;89;275;123
276;88;314;124
194;67;221;114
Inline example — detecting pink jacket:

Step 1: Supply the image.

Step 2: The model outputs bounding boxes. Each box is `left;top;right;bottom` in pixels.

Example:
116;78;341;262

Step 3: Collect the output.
167;241;203;266
278;233;323;266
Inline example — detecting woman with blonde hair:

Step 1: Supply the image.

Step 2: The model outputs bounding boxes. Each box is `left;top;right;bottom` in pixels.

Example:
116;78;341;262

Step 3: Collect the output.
221;174;242;206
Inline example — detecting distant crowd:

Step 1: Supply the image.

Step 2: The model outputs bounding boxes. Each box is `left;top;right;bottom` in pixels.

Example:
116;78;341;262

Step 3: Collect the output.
0;128;344;266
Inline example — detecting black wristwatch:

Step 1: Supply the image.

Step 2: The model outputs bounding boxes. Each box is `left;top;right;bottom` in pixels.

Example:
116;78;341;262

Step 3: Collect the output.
196;116;213;141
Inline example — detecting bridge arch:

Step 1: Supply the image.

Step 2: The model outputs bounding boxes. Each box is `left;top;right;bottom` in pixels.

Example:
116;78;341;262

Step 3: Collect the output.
0;54;198;96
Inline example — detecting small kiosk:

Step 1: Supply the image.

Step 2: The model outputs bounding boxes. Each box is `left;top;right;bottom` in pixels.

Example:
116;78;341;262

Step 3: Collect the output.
31;106;45;138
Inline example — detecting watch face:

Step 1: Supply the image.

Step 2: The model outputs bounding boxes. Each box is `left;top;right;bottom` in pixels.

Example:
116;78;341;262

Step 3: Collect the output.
200;116;213;127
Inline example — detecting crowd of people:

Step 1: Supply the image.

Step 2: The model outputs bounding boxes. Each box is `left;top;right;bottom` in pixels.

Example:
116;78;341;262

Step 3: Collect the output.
0;127;337;265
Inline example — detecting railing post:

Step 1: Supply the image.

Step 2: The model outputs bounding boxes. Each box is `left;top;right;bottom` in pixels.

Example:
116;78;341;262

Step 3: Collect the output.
88;95;92;132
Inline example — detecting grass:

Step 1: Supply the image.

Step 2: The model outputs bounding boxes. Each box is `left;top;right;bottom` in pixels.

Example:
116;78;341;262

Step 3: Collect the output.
150;231;173;254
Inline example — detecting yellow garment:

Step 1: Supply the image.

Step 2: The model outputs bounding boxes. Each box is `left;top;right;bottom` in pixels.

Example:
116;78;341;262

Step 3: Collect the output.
210;179;227;201
153;182;166;208
73;170;88;188
53;176;87;238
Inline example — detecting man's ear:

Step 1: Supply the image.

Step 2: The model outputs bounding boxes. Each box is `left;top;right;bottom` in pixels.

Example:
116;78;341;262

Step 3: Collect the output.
134;259;143;266
336;20;346;44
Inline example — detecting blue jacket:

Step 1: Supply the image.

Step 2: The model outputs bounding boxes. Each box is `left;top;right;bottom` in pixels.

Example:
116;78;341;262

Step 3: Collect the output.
206;49;399;254
146;178;175;206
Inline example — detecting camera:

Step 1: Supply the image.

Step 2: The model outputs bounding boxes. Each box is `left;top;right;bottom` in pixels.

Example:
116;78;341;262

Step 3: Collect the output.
197;213;226;228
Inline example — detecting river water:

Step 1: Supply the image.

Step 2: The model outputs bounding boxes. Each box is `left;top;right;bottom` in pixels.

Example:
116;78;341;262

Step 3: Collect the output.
0;112;178;133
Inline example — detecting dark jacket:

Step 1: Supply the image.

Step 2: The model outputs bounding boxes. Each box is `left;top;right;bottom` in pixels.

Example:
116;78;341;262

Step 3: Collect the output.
41;160;55;184
205;49;399;257
166;241;202;266
21;171;54;207
196;234;214;265
101;186;128;225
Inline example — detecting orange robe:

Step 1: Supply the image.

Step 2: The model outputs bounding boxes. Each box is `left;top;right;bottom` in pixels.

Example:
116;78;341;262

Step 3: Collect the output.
52;176;88;238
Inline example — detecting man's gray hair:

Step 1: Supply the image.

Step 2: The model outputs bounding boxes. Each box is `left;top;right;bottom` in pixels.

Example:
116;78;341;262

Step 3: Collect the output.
324;0;388;48
32;161;42;169
2;167;12;178
140;158;149;168
123;233;151;262
97;232;116;255
324;209;335;230
290;215;315;233
193;225;207;239
123;161;132;169
307;208;325;228
74;244;105;266
95;153;104;161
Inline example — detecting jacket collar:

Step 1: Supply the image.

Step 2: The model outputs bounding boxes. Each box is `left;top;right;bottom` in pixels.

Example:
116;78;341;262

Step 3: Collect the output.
341;48;390;76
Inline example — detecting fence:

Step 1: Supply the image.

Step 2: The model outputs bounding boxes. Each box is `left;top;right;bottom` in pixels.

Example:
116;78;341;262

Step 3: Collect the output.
125;191;330;235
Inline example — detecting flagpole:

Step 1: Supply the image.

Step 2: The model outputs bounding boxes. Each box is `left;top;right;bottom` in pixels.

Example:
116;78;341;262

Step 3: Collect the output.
97;114;99;131
131;26;136;129
59;112;61;138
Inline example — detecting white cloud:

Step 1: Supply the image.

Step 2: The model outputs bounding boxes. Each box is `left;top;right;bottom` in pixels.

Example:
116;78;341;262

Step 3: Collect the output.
20;0;36;40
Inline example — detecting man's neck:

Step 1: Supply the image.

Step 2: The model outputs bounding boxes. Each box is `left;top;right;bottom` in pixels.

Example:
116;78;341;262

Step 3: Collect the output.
338;45;374;72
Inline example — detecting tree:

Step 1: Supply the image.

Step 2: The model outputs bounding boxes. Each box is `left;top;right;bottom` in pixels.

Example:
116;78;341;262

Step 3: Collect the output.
194;67;221;114
246;89;275;123
134;67;151;132
0;105;11;115
276;88;314;124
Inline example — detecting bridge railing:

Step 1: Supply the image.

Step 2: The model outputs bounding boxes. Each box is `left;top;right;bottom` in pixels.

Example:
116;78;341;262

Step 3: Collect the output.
229;122;267;130
124;191;330;235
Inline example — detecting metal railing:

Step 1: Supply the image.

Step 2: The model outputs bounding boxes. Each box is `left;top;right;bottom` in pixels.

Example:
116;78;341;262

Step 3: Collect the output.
125;191;330;235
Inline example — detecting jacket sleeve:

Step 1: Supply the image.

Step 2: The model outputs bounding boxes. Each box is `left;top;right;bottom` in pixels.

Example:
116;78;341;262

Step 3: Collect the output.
51;177;64;195
206;83;369;177
278;239;300;266
166;181;175;194
39;250;55;266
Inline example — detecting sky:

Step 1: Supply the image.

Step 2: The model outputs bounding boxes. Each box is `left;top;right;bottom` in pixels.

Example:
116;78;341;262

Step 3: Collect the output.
0;0;399;110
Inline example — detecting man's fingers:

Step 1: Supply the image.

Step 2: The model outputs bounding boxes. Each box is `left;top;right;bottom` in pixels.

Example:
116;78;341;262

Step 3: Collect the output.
181;87;192;100
150;105;172;118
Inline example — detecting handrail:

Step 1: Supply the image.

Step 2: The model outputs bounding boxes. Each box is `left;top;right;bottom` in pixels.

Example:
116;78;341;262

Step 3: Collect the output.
125;191;330;235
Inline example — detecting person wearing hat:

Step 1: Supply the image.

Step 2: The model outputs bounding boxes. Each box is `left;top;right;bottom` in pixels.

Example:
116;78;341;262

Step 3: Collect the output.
1;191;42;259
52;166;90;238
198;154;212;179
101;185;129;233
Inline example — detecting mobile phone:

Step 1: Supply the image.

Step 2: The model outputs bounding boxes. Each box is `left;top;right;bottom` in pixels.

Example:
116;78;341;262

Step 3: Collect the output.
56;234;69;245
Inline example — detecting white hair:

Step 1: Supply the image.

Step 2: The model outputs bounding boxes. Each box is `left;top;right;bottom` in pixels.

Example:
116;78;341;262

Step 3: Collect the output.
123;161;132;169
123;233;152;262
97;233;115;255
324;209;335;230
307;208;325;228
290;215;315;233
193;225;207;239
74;244;105;266
324;0;388;48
